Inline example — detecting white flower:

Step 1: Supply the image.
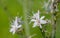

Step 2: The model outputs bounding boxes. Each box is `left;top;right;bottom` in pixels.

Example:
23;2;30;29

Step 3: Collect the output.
10;16;22;35
31;10;47;28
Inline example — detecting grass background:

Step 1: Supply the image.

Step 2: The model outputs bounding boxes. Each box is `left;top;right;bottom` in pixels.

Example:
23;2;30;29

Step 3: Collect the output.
0;0;60;38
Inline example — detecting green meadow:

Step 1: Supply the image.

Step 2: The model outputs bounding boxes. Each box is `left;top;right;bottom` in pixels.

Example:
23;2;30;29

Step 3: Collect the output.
0;0;60;38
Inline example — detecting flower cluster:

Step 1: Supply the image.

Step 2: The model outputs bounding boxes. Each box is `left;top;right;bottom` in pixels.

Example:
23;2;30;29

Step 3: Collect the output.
9;10;49;35
8;0;59;38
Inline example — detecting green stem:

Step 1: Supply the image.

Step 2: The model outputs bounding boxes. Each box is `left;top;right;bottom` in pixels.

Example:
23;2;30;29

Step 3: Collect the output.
22;0;30;38
39;27;45;38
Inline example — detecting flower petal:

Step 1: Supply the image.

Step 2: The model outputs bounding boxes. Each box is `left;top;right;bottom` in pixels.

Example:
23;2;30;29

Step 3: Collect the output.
40;20;47;24
10;28;13;32
12;30;15;35
31;19;36;22
33;22;37;27
40;16;45;20
17;25;22;28
39;24;42;28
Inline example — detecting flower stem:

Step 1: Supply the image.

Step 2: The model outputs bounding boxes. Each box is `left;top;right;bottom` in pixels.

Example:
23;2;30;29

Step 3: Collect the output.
39;27;45;38
51;12;57;38
51;0;58;38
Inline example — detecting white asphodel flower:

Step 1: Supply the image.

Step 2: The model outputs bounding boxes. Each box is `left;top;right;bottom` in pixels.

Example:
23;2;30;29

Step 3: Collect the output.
30;10;48;28
10;16;22;35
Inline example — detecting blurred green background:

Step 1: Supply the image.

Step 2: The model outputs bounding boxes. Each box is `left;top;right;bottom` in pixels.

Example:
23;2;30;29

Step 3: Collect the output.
0;0;60;38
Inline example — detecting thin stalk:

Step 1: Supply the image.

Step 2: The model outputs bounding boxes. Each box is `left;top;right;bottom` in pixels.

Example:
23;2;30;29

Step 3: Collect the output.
51;12;56;38
22;0;30;38
51;0;58;38
39;27;45;38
